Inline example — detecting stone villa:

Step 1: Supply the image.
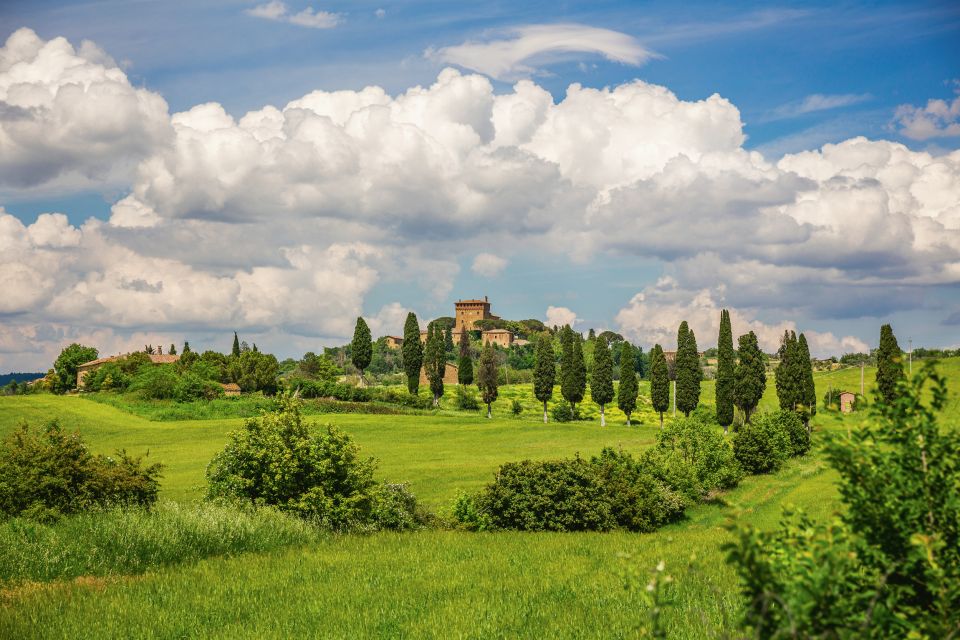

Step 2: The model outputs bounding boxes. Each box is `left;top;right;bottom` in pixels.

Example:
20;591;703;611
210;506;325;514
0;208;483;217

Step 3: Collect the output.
416;297;515;347
76;349;180;388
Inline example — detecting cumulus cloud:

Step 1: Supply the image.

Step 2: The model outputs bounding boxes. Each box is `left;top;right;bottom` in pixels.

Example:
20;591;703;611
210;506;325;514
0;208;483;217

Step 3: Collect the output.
0;28;170;189
471;253;508;277
427;24;656;80
245;1;341;29
546;305;579;328
894;93;960;140
614;277;868;357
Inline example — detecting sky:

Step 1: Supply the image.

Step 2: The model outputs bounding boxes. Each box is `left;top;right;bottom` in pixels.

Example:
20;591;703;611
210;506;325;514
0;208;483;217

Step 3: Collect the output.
0;0;959;371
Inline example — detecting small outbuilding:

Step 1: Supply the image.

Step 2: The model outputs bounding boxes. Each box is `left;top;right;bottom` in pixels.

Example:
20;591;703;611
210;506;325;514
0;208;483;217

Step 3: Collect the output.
839;391;856;414
221;382;241;397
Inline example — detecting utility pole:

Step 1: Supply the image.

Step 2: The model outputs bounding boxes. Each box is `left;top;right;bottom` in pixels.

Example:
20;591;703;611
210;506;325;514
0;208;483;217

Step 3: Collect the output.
860;360;865;397
908;337;913;375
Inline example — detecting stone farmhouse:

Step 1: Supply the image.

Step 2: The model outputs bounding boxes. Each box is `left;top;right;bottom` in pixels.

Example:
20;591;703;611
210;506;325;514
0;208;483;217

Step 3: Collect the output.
415;297;515;347
76;350;180;388
419;362;459;386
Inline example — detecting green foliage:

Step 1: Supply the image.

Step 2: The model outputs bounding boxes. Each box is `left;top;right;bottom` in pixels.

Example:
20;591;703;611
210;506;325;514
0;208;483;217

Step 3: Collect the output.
206;393;387;530
455;384;481;411
298;351;343;382
797;333;817;423
716;309;735;429
591;335;615;425
451;491;490;531
731;411;791;474
371;484;430;531
617;341;639;424
129;364;179;399
533;333;556;422
510;399;523;416
774;409;810;456
351;316;373;377
232;332;241;358
477;343;499;418
727;365;959;637
551;402;577;423
643;414;743;503
172;371;224;402
402;312;424;394
875;323;905;405
227;350;280;394
423;323;446;406
650;344;670;427
675;322;702;417
457;330;474;385
734;331;766;422
53;343;99;393
0;421;161;521
775;330;804;412
560;327;587;411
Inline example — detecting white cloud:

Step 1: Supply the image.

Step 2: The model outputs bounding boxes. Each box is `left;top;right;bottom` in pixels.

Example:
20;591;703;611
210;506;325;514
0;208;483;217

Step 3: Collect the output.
427;24;656;80
0;28;170;189
767;93;870;120
471;253;508;277
245;1;341;29
546;305;579;328
894;94;960;140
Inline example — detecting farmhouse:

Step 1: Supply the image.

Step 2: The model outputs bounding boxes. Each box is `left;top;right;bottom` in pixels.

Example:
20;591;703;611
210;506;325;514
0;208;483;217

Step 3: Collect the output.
384;336;404;349
76;351;180;388
482;328;513;347
419;362;459;386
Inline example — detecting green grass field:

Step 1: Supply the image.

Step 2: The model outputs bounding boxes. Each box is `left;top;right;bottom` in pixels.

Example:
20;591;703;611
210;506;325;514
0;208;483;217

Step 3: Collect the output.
0;357;956;638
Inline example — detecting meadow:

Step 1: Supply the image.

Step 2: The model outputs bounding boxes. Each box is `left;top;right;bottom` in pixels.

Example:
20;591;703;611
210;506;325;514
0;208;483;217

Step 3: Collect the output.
0;357;956;638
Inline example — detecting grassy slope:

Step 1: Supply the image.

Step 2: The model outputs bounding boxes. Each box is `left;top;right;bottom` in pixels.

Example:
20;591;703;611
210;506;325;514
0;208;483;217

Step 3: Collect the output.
0;358;956;638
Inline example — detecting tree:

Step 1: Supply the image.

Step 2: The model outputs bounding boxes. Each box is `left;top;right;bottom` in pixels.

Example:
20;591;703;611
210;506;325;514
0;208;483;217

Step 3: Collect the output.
231;332;241;358
351;317;372;385
875;323;904;405
650;344;669;429
591;336;614;426
533;334;555;423
617;341;638;426
569;334;587;413
53;343;99;393
401;312;423;395
560;326;575;411
734;331;766;423
775;330;803;412
675;322;702;417
169;343;177;356
423;323;446;407
798;333;816;432
457;330;473;385
182;341;191;355
716;309;735;432
444;326;454;354
477;343;499;418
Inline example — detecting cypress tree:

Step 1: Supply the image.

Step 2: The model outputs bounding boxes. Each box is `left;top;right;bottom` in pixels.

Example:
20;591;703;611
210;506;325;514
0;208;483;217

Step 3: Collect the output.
734;331;766;423
676;322;702;417
617;341;638;426
477;342;499;418
650;344;669;429
560;325;577;411
402;312;424;395
570;334;587;413
232;332;240;358
444;325;454;354
423;323;446;407
591;335;614;426
457;330;473;385
775;330;802;411
876;323;905;405
798;332;816;432
716;309;735;432
533;333;556;423
351;317;372;385
169;343;177;356
182;341;191;354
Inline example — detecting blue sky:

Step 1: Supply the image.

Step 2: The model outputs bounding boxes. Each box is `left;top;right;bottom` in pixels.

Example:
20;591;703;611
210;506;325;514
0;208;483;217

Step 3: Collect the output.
0;0;958;370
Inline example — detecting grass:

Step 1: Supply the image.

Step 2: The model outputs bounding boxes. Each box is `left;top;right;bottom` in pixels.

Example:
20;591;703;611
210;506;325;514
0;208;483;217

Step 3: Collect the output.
0;357;956;638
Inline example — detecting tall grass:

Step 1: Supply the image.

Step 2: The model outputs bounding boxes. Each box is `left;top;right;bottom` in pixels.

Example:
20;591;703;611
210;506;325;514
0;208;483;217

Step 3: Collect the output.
0;501;319;584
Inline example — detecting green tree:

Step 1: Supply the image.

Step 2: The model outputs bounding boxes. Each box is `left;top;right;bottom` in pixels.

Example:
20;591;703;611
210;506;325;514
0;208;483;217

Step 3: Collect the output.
650;344;670;429
457;330;473;385
675;322;702;417
477;343;499;418
560;326;576;412
53;343;99;393
617;341;638;426
775;330;804;412
401;312;423;395
798;333;816;431
182;341;191;354
231;332;241;358
533;333;556;423
444;326;454;354
169;343;177;356
423;323;446;408
350;317;372;385
591;336;615;426
570;334;587;413
734;331;766;423
875;323;904;405
716;309;735;432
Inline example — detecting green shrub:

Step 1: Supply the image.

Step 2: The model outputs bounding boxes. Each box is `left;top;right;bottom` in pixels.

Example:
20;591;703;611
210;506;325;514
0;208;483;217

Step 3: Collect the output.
173;371;224;402
0;421;162;521
732;412;792;474
643;414;743;502
206;393;417;530
511;399;523;416
591;448;685;532
129;364;179;400
371;484;430;531
451;491;490;531
551;402;578;422
766;409;809;456
455;384;480;410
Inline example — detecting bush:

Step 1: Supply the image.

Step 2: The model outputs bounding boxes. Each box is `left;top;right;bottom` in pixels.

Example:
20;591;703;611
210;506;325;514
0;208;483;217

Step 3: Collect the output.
511;399;523;416
551;402;579;423
766;409;809;457
173;371;224;402
0;421;162;521
129;364;179;400
371;484;430;531
591;448;685;532
451;491;490;531
206;393;416;530
643;414;743;502
455;384;480;411
732;412;791;474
